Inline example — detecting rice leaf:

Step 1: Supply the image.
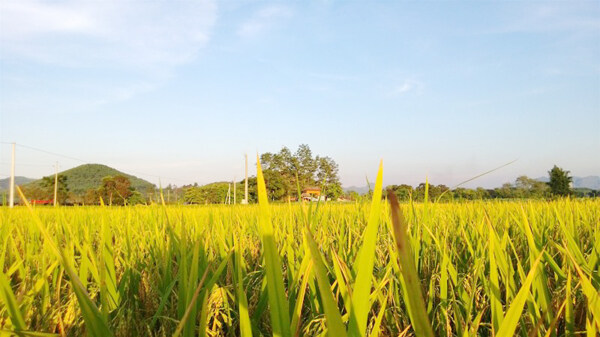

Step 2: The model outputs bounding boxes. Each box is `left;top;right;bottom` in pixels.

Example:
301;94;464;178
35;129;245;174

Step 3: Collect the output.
256;155;292;337
388;190;434;337
304;227;348;337
348;160;383;337
496;249;544;337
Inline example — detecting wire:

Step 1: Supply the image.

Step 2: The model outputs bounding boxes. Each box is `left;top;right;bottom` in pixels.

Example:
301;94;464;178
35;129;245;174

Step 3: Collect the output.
1;142;88;163
0;141;192;185
0;162;55;167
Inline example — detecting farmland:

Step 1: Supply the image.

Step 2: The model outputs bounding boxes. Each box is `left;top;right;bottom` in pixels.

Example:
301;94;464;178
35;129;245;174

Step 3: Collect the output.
1;164;599;337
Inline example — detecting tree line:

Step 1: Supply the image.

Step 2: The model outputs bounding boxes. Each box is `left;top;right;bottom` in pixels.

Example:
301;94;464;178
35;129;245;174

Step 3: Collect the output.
386;165;597;202
22;153;590;206
179;145;343;204
172;161;596;205
20;174;146;205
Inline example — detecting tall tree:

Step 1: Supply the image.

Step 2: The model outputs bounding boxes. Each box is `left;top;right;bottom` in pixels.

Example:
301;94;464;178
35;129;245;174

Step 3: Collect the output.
259;145;341;201
183;183;230;204
295;144;317;188
40;174;69;204
495;182;515;199
387;184;413;201
515;175;549;198
547;165;572;197
316;156;343;199
84;188;100;205
99;175;133;205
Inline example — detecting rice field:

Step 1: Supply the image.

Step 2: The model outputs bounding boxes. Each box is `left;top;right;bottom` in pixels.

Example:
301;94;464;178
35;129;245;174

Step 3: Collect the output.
1;163;599;336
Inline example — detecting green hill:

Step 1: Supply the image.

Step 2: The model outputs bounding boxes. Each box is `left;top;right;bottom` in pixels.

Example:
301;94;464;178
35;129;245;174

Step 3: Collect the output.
26;164;156;195
0;176;35;191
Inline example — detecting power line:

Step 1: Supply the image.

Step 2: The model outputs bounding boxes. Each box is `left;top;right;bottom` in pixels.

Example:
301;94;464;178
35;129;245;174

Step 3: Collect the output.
0;162;55;167
1;142;88;163
0;141;193;184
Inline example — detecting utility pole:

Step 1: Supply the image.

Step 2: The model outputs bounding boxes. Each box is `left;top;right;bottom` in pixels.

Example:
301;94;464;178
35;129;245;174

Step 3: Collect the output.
233;178;236;204
227;183;231;204
9;143;15;208
243;154;248;204
53;162;58;206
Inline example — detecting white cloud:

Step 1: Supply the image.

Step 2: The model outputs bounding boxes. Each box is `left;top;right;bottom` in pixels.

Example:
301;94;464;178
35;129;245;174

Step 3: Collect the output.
393;79;423;96
0;0;217;108
489;2;600;35
237;5;292;38
0;0;217;69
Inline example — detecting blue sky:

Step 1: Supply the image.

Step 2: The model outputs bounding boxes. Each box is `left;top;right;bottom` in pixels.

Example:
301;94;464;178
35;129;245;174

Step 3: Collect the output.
1;0;599;188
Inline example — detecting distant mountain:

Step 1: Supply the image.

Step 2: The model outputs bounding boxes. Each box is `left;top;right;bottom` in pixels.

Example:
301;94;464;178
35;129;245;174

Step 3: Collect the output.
0;176;35;191
344;185;372;195
25;163;156;195
573;176;600;190
535;176;600;190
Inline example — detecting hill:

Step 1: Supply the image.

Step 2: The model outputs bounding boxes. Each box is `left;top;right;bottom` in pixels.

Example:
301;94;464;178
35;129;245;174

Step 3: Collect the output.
573;176;600;190
0;176;35;191
25;164;156;195
344;185;372;195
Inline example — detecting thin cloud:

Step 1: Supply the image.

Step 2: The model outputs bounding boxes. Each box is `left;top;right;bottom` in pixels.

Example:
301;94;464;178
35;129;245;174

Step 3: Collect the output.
237;5;292;38
0;0;217;108
485;2;600;35
0;0;217;69
392;79;423;96
0;1;99;37
308;72;358;81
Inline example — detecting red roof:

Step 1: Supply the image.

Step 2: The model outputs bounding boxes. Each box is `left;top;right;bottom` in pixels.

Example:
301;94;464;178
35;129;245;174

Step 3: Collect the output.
31;200;53;205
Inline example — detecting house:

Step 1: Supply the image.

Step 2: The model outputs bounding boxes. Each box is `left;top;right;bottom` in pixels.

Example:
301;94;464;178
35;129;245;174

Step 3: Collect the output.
301;187;325;201
31;199;53;205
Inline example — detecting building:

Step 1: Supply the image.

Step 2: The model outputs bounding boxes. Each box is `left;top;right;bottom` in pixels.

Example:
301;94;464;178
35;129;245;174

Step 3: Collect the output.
301;187;325;201
31;199;53;205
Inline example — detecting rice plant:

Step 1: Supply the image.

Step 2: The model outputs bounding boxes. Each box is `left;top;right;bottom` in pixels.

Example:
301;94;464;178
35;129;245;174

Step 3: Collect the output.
0;163;599;336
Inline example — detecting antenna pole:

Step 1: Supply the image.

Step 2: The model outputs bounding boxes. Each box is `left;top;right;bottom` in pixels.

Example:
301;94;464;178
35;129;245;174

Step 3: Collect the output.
9;143;15;208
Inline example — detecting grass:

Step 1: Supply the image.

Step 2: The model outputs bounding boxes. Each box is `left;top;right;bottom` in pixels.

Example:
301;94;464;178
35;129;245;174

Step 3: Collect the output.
0;166;599;336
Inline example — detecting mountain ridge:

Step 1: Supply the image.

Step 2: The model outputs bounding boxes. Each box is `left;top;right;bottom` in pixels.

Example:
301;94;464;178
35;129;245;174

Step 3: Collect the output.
0;176;35;190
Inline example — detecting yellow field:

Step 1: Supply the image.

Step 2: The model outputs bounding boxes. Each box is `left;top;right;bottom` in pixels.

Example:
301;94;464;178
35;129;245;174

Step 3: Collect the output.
1;179;599;336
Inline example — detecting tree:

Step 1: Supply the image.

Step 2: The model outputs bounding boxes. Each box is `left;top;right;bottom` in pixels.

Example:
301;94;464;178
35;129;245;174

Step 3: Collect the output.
262;170;289;201
475;187;490;199
259;144;341;201
261;148;294;198
387;184;413;201
347;191;360;201
183;183;230;204
20;184;48;202
453;187;476;200
99;175;133;205
494;183;515;199
295;144;317;189
547;165;572;197
84;188;100;205
414;183;451;202
128;191;146;205
316;156;343;200
40;174;69;204
515;175;549;198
